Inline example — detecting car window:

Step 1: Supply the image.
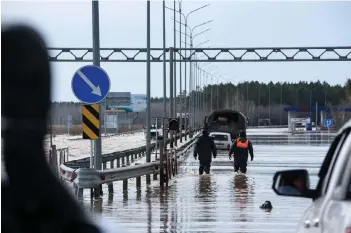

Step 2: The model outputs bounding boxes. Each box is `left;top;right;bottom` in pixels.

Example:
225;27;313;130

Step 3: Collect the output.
212;134;229;141
320;129;350;196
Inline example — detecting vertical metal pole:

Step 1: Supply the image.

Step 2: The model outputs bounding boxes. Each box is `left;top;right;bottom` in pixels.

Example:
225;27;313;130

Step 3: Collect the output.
190;60;193;128
227;84;229;109
92;0;102;181
211;76;213;112
116;111;119;132
146;0;151;185
246;83;248;116
163;0;167;118
216;78;219;110
269;86;271;121
170;47;174;118
179;2;183;142
280;86;283;125
50;113;53;147
173;0;177;118
104;98;107;135
316;101;318;131
184;23;188;140
193;63;197;126
155;118;158;159
258;85;260;125
90;141;94;168
202;73;208;113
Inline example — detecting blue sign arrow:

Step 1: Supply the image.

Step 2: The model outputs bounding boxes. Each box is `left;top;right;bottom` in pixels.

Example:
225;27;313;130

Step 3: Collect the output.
71;65;111;104
324;119;333;128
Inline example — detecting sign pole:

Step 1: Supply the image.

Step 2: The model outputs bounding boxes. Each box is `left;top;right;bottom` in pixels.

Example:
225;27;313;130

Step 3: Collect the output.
92;0;102;197
155;118;158;160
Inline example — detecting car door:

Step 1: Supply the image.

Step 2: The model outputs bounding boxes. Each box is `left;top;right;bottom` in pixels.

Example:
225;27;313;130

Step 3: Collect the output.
321;133;351;233
296;128;351;233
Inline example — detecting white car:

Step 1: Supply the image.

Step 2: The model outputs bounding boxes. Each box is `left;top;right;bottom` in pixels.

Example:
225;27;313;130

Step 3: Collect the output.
209;132;232;150
272;119;351;233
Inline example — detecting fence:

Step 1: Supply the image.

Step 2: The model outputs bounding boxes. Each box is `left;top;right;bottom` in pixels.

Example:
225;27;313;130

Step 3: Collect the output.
55;129;200;199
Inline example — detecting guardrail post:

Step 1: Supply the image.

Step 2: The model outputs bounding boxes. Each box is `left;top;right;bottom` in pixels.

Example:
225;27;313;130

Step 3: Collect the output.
121;156;125;166
122;163;128;197
123;177;128;198
153;158;158;181
103;162;107;170
131;153;135;163
165;150;169;187
159;141;164;188
117;158;120;168
126;154;130;165
108;160;114;194
135;163;141;194
174;150;178;175
168;150;173;179
49;145;58;177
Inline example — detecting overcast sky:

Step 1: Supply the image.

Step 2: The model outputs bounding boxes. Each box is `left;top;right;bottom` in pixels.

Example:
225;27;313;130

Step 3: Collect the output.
2;0;351;102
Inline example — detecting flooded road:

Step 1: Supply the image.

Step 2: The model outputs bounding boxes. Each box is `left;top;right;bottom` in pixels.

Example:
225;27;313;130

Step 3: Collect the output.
83;142;328;233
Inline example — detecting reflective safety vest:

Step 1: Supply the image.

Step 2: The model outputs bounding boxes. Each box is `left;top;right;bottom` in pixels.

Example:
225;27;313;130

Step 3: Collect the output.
236;139;248;149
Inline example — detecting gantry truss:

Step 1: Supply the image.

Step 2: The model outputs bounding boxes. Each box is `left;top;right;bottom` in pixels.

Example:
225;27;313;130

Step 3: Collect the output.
47;46;351;62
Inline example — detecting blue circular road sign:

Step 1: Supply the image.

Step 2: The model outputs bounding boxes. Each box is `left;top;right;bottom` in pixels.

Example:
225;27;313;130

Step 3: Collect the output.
71;65;111;104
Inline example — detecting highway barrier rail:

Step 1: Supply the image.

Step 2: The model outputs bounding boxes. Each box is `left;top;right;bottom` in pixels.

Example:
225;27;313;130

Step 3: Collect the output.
53;130;200;199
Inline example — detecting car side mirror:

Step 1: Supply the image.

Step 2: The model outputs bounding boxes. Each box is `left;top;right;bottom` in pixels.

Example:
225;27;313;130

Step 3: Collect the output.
272;169;311;198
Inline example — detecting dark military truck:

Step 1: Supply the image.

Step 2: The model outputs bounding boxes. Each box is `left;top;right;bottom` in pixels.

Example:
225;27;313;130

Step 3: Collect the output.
204;110;247;139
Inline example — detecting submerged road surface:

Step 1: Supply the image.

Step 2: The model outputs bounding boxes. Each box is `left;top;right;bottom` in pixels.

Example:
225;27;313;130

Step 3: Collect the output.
84;143;329;233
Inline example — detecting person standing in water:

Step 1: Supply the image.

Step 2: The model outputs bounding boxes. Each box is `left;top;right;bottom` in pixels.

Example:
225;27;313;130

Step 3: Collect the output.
229;131;254;174
193;129;217;175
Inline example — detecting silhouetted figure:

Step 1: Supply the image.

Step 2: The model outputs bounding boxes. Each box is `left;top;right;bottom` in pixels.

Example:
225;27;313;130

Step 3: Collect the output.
2;25;102;233
193;129;217;175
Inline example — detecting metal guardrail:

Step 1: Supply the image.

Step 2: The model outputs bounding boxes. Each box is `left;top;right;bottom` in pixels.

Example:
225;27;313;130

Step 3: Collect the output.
58;130;200;198
247;134;336;145
66;129;143;141
247;125;289;129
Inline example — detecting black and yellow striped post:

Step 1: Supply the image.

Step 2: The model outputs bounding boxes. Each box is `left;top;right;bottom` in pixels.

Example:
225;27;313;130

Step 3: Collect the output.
82;104;100;140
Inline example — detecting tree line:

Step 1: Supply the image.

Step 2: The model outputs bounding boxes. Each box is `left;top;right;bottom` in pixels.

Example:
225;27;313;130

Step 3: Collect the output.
152;80;350;107
152;79;351;126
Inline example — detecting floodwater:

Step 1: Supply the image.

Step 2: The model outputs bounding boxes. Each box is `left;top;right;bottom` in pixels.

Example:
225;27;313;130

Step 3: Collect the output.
82;138;329;233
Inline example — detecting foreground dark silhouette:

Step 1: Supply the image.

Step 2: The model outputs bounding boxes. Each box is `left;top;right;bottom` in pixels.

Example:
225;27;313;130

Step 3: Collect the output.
1;25;102;233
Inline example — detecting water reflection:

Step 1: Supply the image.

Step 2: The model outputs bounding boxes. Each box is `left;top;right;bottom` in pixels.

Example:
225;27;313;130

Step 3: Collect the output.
159;189;169;232
230;175;252;233
197;175;213;198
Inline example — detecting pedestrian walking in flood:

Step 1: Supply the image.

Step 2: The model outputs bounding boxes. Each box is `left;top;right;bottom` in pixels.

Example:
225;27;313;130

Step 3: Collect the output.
193;129;217;175
229;131;254;174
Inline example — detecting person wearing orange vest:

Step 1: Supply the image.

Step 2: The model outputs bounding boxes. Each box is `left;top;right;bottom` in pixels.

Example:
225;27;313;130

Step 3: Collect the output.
228;131;254;174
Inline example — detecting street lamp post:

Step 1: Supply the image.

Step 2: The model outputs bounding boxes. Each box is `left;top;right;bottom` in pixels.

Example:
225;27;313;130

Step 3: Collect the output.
178;0;183;141
167;4;211;134
175;24;212;129
197;65;218;113
173;0;176;118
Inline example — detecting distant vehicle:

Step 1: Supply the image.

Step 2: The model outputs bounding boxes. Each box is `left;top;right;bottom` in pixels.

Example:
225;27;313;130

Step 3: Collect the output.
144;123;163;140
209;132;232;150
272;119;351;233
258;118;271;126
204;109;247;139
